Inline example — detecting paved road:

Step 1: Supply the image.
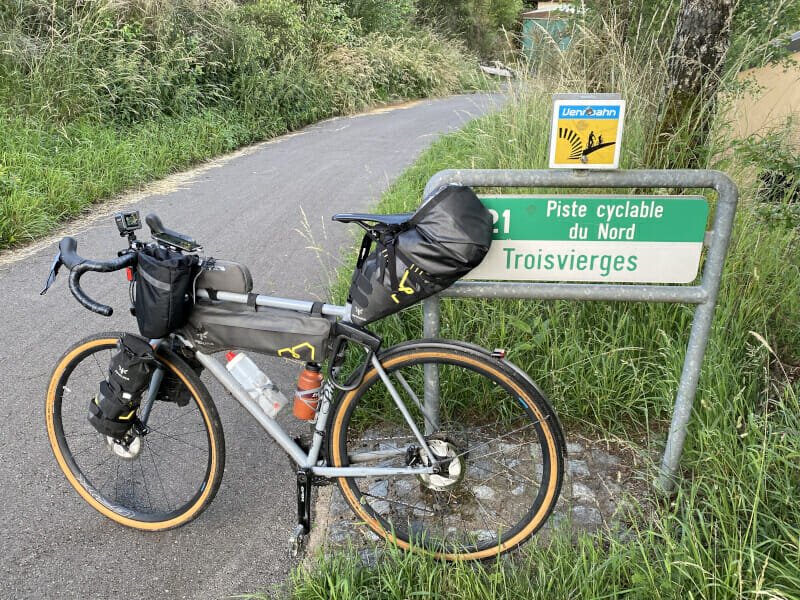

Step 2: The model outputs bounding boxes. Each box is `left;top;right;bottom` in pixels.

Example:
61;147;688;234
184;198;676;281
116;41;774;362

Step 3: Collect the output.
0;94;504;599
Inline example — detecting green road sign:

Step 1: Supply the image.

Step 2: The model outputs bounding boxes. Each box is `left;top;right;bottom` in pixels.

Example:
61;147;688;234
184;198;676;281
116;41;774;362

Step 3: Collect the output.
470;195;709;283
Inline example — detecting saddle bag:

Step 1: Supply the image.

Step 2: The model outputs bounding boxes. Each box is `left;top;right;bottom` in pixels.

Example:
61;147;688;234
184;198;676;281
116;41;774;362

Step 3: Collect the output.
181;301;332;363
134;246;198;339
347;184;492;326
88;334;155;438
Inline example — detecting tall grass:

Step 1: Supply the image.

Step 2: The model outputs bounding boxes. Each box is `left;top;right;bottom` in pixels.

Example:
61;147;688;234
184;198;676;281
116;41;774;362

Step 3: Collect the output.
0;0;482;248
287;15;800;600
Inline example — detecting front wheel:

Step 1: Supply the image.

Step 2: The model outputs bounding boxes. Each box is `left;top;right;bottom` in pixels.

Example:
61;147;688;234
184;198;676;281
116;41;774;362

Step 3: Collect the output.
45;332;225;530
327;340;565;560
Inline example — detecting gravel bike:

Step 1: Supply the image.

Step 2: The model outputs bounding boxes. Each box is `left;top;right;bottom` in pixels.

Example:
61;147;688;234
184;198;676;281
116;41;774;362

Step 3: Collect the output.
43;205;566;561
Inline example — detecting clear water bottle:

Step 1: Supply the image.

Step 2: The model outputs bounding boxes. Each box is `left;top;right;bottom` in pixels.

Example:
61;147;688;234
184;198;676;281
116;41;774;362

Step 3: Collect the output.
226;351;288;418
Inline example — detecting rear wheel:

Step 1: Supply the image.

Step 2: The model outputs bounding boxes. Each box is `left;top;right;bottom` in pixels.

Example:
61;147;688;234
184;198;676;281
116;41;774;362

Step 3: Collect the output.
327;340;565;560
45;333;225;530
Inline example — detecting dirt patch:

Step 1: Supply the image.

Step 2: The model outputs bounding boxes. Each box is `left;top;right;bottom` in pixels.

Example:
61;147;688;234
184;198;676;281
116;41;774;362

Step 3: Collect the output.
306;433;659;563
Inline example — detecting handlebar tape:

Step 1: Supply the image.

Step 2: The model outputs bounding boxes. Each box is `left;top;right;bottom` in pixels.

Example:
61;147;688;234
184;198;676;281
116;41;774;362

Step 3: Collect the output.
58;237;136;317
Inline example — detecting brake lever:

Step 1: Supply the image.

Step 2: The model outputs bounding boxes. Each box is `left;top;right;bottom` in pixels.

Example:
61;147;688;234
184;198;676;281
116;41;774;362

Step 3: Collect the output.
40;251;62;295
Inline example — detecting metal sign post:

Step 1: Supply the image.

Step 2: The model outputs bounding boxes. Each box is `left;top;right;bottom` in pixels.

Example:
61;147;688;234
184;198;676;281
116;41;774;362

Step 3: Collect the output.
421;169;738;494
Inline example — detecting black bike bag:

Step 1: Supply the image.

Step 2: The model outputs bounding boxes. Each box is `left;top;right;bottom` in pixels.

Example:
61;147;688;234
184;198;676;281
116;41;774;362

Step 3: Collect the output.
195;259;253;294
347;184;492;326
88;334;155;438
181;301;332;363
134;246;198;339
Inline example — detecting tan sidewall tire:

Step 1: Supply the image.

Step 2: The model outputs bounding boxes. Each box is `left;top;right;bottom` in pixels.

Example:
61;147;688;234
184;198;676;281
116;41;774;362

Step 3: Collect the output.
45;333;225;531
327;342;564;560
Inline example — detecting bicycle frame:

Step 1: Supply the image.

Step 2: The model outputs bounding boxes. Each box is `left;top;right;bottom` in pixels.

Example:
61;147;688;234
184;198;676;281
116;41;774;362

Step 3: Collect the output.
153;289;440;479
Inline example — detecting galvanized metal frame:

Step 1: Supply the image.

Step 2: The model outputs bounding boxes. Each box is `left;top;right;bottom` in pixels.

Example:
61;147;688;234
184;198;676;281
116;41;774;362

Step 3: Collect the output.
421;169;738;494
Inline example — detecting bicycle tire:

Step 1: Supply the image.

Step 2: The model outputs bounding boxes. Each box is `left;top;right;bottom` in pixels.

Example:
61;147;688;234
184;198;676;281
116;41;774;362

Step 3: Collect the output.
45;332;225;530
327;339;565;560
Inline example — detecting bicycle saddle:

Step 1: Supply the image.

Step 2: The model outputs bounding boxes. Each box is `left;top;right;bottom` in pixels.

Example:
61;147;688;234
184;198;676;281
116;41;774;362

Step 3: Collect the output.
332;212;413;227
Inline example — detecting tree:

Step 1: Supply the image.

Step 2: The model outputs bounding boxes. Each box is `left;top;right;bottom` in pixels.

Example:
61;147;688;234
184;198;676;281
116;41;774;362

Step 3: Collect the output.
646;0;736;169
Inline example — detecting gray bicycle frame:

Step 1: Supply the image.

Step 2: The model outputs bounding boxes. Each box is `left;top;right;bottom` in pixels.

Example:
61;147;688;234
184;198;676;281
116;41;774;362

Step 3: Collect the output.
177;290;439;479
420;169;738;494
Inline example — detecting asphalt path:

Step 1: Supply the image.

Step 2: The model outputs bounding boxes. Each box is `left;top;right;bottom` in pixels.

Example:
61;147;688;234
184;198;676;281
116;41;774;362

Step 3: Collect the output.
0;93;504;599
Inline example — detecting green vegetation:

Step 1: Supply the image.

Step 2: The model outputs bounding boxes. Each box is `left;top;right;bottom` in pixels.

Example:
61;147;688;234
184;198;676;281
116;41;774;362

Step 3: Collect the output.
0;0;482;248
283;14;800;600
416;0;523;59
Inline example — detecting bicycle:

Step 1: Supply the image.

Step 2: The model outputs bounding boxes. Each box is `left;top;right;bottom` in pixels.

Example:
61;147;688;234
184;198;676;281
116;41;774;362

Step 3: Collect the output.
42;205;566;561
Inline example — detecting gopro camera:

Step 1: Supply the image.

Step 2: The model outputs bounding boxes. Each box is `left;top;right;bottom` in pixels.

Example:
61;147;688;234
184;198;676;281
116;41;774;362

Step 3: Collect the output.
115;211;142;236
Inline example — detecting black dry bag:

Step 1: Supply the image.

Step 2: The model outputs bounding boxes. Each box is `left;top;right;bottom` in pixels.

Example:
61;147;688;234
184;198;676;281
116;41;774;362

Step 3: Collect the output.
347;184;492;326
88;334;156;438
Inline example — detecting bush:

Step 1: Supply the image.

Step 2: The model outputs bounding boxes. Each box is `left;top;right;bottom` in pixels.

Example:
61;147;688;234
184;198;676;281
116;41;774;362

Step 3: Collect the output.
0;0;481;248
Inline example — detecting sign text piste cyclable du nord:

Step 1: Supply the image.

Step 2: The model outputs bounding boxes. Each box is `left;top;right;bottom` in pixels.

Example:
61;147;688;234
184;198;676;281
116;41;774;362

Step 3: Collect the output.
468;195;709;283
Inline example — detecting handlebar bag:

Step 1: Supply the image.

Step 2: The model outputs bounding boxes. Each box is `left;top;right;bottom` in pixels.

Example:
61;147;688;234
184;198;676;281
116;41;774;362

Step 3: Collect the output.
181;301;332;363
88;334;155;438
347;184;492;326
134;246;199;339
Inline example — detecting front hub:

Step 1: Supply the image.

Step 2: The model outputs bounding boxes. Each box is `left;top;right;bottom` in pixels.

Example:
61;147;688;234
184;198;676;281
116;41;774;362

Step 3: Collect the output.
105;434;142;460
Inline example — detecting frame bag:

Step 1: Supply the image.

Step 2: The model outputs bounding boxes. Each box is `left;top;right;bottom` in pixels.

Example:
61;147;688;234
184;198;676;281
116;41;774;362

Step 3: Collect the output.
181;301;332;363
134;246;198;339
88;334;155;437
348;184;492;326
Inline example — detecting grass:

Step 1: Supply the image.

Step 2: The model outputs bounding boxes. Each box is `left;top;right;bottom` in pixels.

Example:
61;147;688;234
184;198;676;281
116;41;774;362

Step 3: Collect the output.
280;17;800;600
0;1;487;249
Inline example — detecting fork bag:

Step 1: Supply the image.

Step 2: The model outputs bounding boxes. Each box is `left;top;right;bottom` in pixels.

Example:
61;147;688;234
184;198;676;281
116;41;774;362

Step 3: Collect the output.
181;301;332;363
88;334;155;437
347;184;492;326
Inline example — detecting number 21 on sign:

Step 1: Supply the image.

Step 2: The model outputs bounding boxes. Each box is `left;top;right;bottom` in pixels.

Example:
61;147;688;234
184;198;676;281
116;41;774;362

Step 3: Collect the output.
488;208;510;235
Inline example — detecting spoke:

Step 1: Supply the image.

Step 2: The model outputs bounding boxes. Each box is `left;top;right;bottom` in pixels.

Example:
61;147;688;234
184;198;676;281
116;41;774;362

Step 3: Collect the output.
143;438;205;495
453;419;545;463
149;405;201;430
67;443;105;460
139;454;154;511
147;429;209;438
143;439;173;511
84;449;117;473
114;459;121;505
362;490;436;515
145;429;208;453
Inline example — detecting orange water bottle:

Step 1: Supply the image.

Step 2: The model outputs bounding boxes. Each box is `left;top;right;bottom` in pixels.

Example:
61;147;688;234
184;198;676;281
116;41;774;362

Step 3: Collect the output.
293;362;323;420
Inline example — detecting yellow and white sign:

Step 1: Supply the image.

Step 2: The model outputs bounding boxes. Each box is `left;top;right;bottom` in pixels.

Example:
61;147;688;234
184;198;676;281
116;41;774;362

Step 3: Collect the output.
549;94;625;169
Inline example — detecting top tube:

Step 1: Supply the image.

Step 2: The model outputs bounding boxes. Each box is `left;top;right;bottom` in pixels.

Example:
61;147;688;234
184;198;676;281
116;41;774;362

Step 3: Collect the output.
195;289;349;319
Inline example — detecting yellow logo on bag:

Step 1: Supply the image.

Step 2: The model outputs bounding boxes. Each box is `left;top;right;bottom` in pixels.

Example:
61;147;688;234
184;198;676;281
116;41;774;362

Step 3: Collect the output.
278;342;316;360
391;267;416;304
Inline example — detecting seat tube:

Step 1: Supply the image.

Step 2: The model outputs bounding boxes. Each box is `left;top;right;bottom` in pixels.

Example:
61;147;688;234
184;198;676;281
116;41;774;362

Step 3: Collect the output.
422;295;440;434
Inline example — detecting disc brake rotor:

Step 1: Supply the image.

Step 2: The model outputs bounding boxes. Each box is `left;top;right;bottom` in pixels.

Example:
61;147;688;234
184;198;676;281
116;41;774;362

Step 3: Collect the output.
418;439;465;491
106;435;141;460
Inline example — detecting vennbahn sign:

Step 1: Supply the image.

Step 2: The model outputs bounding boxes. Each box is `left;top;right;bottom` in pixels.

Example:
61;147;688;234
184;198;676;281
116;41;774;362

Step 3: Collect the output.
558;106;621;119
549;94;626;169
468;195;709;283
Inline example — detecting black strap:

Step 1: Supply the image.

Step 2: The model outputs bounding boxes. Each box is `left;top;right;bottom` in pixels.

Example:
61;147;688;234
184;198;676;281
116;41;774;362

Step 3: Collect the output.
247;293;259;311
207;289;218;301
311;302;324;317
385;239;399;291
355;233;373;269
